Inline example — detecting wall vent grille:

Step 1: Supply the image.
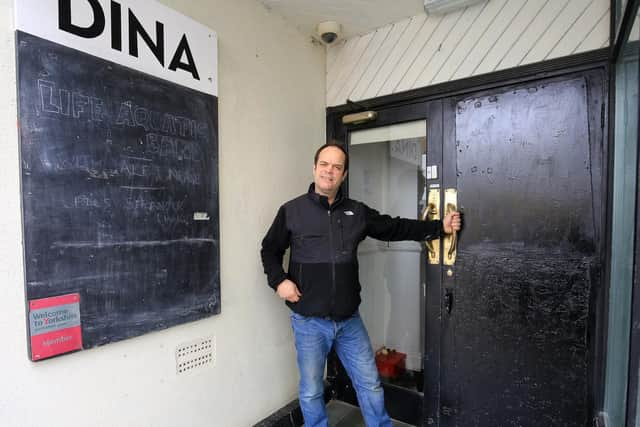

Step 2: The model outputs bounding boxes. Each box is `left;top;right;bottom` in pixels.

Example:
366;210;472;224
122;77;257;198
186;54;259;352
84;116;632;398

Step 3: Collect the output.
175;336;215;374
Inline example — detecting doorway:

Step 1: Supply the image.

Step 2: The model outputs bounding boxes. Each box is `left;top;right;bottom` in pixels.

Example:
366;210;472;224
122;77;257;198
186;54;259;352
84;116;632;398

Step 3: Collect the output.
327;68;607;427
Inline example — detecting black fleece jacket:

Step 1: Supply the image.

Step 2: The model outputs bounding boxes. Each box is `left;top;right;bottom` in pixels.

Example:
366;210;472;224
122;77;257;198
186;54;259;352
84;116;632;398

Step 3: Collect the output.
261;184;443;319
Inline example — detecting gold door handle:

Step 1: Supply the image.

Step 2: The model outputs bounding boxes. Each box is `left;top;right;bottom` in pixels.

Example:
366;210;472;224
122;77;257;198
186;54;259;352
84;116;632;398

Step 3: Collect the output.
421;205;437;258
446;203;457;260
443;189;457;266
423;189;440;265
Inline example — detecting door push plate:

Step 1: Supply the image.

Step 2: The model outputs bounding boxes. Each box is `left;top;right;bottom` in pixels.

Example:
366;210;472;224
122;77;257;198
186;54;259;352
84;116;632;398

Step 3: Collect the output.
443;188;457;266
422;189;440;264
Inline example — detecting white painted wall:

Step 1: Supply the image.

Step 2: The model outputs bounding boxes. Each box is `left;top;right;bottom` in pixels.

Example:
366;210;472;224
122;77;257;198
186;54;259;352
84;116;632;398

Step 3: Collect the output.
327;0;610;106
0;0;325;426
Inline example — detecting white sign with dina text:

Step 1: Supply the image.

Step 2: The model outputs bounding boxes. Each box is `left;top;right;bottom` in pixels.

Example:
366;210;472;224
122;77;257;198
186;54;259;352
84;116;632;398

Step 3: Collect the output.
15;0;217;96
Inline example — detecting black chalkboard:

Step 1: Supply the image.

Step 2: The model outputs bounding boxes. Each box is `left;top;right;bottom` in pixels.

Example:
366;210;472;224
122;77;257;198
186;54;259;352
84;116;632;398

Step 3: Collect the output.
17;31;220;354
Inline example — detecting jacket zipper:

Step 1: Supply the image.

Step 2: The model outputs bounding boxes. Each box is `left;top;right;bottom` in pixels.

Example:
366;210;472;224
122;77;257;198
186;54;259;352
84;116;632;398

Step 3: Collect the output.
328;209;336;316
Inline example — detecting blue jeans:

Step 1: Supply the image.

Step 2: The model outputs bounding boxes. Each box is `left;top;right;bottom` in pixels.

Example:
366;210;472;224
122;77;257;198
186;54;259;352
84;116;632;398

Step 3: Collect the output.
290;312;392;427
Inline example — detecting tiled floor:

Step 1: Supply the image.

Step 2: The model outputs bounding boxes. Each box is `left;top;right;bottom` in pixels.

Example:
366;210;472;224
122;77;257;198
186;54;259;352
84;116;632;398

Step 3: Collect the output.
326;400;413;427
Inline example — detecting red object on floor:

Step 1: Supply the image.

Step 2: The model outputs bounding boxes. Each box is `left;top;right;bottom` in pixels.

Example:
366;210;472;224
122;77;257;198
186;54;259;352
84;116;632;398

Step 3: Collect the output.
375;348;406;379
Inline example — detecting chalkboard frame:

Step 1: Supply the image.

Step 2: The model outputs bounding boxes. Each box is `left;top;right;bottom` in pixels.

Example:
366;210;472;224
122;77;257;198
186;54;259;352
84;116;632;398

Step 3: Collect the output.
17;31;221;359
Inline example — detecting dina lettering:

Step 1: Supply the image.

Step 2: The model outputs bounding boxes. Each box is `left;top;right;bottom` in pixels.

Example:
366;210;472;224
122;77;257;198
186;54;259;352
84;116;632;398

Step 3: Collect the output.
58;0;201;80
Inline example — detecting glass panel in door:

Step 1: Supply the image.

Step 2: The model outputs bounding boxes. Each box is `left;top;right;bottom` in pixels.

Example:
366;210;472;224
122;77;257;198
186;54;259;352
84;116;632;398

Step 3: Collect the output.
349;120;427;392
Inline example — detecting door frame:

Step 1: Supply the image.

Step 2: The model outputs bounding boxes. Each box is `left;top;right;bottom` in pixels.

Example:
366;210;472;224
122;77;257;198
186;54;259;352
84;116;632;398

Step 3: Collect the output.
326;52;610;426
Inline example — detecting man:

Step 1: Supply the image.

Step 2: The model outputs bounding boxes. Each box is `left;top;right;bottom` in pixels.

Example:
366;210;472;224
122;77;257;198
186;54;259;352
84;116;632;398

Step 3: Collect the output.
261;143;461;427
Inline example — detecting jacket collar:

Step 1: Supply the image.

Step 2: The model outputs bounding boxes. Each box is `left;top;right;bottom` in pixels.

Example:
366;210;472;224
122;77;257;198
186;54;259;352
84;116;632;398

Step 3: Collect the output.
307;183;345;210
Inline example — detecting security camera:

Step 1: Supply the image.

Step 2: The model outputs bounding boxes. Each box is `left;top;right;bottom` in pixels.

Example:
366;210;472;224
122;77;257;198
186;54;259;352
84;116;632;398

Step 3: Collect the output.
316;21;341;44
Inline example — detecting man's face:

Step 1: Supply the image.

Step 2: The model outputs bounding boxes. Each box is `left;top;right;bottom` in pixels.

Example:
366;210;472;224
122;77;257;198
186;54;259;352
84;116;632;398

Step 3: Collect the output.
313;146;347;198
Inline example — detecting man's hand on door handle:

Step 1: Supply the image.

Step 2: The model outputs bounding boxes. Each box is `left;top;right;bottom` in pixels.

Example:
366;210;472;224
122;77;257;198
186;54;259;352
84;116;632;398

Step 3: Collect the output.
443;211;461;235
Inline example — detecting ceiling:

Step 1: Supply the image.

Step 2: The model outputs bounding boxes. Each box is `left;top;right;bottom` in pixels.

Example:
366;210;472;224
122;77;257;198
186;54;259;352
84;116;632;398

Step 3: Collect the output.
258;0;425;41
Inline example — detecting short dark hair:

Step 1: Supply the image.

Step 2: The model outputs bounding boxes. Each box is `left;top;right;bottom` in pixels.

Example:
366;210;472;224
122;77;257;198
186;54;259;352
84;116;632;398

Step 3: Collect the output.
314;143;349;172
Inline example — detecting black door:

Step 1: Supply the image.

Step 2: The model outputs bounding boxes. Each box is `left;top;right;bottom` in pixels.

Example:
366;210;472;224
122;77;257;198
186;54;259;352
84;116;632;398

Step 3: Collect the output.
328;69;605;427
434;71;606;427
